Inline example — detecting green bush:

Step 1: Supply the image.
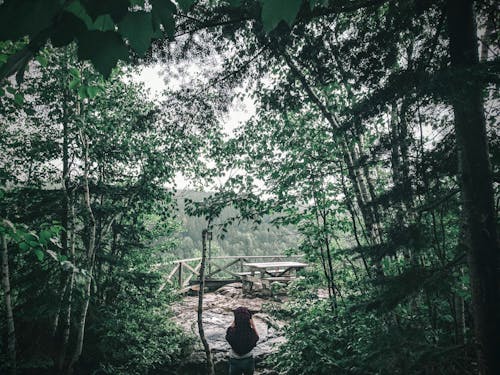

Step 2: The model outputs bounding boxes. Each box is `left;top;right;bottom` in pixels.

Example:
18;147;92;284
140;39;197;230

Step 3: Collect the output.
82;294;194;375
268;297;475;375
96;304;192;374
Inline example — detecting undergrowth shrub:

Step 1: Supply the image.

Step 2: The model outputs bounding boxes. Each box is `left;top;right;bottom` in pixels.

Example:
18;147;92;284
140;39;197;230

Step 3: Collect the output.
268;297;476;375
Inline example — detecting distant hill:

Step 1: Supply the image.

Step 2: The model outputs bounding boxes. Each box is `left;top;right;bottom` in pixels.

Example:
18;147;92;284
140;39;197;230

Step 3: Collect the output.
171;190;301;259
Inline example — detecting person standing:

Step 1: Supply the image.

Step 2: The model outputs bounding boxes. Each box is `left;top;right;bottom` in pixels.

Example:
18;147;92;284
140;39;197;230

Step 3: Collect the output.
225;307;259;375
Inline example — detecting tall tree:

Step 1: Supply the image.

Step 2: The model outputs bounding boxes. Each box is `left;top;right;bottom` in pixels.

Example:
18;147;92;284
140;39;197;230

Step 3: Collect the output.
446;2;499;373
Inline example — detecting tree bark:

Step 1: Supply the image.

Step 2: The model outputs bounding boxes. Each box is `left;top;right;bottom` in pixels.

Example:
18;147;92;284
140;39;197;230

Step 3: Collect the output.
66;128;97;375
198;229;215;375
281;50;382;250
57;271;74;372
54;78;75;372
447;2;500;374
1;230;16;375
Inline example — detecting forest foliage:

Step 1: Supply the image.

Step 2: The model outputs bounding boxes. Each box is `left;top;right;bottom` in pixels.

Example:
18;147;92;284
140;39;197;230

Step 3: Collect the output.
1;1;499;375
174;190;300;259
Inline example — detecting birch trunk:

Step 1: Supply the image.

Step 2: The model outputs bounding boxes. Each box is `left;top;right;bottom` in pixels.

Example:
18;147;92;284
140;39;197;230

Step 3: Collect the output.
57;270;74;372
66;129;96;375
2;230;16;375
54;82;75;371
281;50;383;251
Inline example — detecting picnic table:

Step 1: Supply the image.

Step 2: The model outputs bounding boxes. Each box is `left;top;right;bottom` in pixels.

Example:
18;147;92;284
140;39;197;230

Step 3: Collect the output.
240;261;308;293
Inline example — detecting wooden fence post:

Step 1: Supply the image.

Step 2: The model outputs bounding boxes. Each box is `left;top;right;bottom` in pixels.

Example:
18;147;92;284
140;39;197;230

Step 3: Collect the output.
178;262;183;287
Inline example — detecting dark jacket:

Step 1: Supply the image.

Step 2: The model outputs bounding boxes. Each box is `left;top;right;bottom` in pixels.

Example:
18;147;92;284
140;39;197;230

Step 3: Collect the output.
226;325;259;356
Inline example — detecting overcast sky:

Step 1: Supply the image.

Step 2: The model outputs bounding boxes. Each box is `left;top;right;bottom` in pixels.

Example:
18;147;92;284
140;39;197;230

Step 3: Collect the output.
133;64;256;190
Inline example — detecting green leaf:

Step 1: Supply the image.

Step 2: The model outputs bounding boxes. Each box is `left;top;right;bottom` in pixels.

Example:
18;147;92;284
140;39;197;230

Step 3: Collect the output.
19;242;29;251
151;0;176;39
77;31;129;78
51;12;87;48
82;0;129;23
0;87;4;97
177;0;196;12
14;93;24;105
118;11;153;56
86;85;99;99
36;54;48;67
0;0;61;41
0;54;8;64
69;78;80;90
6;86;15;94
229;0;243;6
65;1;94;29
261;0;302;33
34;248;45;261
92;14;116;31
40;230;52;245
69;67;81;79
78;85;88;99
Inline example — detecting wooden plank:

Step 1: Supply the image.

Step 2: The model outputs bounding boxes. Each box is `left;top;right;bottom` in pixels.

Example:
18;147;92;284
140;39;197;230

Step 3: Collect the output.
172;257;202;264
183;262;201;287
210;255;303;260
244;261;308;268
158;279;171;293
178;262;183;286
263;277;294;282
183;261;200;276
207;258;240;278
234;271;261;276
166;264;180;281
166;254;303;266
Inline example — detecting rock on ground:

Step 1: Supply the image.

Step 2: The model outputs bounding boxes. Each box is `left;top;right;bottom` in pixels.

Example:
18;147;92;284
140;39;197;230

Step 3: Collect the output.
172;283;286;375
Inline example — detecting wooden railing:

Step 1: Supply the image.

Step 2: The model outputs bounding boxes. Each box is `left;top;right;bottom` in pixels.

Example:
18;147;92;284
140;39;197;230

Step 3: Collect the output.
157;255;303;291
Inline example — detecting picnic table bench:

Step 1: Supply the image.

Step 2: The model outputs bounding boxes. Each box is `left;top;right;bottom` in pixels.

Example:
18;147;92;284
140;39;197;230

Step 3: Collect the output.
241;261;308;293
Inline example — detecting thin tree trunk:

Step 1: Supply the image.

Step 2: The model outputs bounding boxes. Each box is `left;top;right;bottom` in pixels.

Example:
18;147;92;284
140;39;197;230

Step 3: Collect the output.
66;128;97;375
53;80;74;370
1;230;16;375
447;2;500;374
479;8;496;62
340;163;372;278
281;49;383;254
347;141;381;245
58;194;76;372
454;290;466;345
198;229;215;375
50;279;68;339
57;270;74;372
312;197;334;300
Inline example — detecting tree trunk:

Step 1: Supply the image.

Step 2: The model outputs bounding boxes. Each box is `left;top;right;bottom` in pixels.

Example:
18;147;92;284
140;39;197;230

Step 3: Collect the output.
447;2;500;374
54;82;75;371
197;229;215;375
479;7;496;62
1;230;16;375
66;129;96;375
57;270;75;372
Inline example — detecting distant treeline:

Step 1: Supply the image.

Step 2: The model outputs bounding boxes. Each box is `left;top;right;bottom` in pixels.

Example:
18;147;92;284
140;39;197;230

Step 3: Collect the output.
169;190;300;259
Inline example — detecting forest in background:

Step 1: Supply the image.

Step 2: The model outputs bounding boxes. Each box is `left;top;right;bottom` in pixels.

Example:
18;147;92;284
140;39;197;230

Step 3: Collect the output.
173;190;300;259
0;1;498;375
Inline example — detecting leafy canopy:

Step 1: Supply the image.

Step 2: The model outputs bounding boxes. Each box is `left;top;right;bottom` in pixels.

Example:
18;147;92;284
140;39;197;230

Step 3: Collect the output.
0;0;319;80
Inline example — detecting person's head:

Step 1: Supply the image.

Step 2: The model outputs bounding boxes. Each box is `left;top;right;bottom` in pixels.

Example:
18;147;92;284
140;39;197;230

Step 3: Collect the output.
233;306;252;327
